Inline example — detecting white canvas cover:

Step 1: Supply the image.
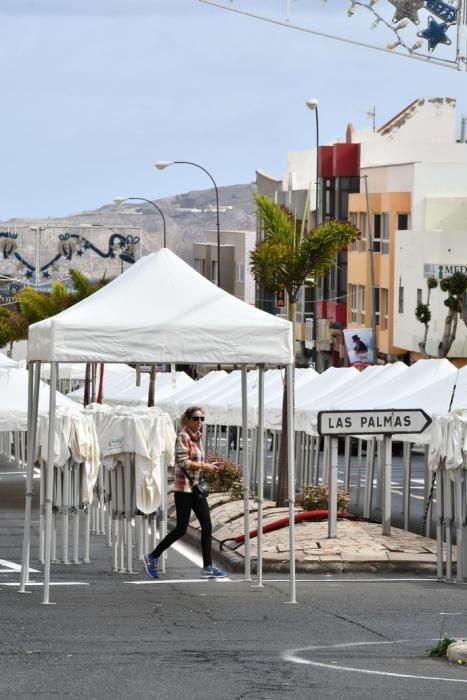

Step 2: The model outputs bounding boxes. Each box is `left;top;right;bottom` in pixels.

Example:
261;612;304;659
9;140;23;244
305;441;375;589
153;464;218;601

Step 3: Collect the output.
157;370;228;420
67;370;193;406
0;352;19;368
40;362;135;382
0;368;80;432
27;249;293;365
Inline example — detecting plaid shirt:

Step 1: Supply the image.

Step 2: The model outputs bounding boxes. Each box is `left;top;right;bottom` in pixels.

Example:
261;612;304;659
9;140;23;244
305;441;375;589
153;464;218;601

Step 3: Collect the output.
174;427;205;494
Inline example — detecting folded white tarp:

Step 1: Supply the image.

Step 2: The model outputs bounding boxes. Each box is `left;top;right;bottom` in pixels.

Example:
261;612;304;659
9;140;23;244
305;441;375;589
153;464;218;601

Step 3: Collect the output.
86;404;176;514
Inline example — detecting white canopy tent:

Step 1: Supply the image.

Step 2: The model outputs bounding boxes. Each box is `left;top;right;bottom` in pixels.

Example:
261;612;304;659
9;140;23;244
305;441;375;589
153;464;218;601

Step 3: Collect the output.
158;370;228;420
22;249;294;604
67;369;194;407
0;352;19;369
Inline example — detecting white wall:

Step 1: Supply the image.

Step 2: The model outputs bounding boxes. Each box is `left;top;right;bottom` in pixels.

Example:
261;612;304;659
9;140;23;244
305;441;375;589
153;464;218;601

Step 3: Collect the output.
394;229;467;357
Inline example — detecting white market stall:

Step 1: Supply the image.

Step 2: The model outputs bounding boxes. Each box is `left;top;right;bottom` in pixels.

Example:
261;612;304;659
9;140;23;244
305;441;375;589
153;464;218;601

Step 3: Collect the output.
21;249;294;604
67;368;194;406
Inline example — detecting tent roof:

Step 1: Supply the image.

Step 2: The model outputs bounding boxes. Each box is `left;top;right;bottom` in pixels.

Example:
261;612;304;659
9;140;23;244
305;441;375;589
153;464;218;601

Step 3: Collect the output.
0;368;79;431
27;249;293;365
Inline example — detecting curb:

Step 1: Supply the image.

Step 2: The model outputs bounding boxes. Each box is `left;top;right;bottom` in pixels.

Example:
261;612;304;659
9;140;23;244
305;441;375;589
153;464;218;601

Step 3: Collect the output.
167;516;441;576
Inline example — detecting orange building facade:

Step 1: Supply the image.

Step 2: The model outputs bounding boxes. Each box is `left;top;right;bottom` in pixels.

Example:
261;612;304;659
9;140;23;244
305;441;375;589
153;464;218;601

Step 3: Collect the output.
347;191;411;361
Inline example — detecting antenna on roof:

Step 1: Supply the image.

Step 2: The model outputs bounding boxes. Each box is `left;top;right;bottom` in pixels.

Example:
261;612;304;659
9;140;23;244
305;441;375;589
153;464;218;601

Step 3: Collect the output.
366;106;376;132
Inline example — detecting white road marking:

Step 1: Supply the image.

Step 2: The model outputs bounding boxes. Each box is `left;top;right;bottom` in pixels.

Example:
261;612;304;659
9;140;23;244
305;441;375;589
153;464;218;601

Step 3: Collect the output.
283;639;467;684
125;578;232;584
1;581;90;587
0;559;39;573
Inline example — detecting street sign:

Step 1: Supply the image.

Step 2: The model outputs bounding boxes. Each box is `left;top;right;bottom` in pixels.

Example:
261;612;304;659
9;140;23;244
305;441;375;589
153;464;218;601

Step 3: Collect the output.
317;409;432;436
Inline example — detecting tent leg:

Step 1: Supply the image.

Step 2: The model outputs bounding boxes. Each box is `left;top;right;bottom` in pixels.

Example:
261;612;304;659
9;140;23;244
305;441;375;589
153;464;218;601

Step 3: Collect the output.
42;362;58;605
72;464;80;564
285;364;297;604
253;365;264;588
159;456;168;573
241;365;251;581
444;473;453;581
110;469;118;571
19;360;41;594
124;455;133;574
455;472;464;582
62;462;70;564
436;466;444;580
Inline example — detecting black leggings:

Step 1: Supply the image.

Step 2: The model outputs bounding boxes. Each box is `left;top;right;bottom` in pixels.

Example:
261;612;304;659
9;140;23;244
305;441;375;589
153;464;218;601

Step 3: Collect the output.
151;491;212;568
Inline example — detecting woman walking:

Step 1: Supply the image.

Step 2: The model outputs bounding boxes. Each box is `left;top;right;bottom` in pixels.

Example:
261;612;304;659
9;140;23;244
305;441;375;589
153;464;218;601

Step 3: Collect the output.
143;406;228;579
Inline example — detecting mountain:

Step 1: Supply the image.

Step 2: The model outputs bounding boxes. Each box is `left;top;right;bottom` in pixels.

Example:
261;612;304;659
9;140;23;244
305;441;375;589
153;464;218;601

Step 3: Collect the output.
0;184;257;285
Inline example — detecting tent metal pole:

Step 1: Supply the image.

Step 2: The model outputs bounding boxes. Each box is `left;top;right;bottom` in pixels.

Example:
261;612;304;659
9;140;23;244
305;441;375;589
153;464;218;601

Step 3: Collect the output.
253;364;265;588
436;465;444;579
285;363;297;604
62;462;70;563
19;360;41;593
241;365;251;580
160;455;168;573
42;361;58;605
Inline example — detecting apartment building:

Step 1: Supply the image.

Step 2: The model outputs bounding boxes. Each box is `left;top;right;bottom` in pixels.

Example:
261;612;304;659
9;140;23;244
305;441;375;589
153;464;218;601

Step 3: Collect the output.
193;229;256;304
347;97;467;364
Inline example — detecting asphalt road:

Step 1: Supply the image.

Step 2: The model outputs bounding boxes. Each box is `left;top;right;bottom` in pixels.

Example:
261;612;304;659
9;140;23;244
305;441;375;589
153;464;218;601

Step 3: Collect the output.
1;456;467;699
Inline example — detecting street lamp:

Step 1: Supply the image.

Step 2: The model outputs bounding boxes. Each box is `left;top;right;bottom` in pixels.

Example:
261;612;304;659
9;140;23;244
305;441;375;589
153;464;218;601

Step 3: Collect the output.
305;98;320;225
155;160;221;287
113;196;167;248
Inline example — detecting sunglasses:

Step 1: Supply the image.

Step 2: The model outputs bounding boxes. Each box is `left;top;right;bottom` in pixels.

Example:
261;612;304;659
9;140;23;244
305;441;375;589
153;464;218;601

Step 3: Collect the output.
191;416;205;422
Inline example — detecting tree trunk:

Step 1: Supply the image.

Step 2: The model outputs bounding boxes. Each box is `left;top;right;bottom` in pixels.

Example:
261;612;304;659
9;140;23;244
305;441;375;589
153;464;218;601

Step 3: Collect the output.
83;362;91;406
147;364;157;407
275;298;297;507
438;308;458;357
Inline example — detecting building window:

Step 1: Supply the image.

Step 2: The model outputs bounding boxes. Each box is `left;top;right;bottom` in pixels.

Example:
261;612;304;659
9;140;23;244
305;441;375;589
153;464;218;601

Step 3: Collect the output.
373;214;381;252
236;262;244;283
397;213;410;230
381;289;389;330
194;258;206;276
360;285;366;324
351;213;358;251
374;286;380;326
350;284;358;322
381;213;390;255
360;212;367;252
398;283;404;314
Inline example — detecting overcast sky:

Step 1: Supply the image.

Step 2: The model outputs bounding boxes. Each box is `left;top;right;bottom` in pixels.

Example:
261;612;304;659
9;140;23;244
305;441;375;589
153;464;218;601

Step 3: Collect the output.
1;0;467;219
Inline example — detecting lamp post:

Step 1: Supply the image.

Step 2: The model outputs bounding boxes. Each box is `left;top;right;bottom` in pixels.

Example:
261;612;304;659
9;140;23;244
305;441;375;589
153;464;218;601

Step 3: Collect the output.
305;98;320;225
113;196;167;248
305;98;320;369
155;160;221;287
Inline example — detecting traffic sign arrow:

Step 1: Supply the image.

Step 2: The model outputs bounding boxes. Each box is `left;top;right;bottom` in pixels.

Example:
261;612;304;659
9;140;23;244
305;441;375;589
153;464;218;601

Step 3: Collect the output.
317;409;432;436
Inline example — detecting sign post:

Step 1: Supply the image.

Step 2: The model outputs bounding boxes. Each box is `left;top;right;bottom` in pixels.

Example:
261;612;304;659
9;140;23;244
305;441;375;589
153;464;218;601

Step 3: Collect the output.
317;409;432;537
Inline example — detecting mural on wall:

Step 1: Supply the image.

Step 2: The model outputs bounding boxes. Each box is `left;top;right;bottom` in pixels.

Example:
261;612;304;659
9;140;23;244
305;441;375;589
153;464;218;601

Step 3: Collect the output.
201;1;466;69
0;226;141;299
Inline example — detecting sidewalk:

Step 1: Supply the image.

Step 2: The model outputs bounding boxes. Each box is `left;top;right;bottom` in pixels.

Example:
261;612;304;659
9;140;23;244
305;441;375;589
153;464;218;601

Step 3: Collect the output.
167;492;448;575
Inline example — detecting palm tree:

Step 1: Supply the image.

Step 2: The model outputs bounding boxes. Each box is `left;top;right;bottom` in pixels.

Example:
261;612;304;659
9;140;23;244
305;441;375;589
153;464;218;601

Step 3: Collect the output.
15;270;108;404
251;194;358;505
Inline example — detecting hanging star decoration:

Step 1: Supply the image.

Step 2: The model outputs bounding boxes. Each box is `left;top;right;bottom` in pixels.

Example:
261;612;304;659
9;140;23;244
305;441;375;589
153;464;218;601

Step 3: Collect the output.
417;15;452;49
389;0;424;24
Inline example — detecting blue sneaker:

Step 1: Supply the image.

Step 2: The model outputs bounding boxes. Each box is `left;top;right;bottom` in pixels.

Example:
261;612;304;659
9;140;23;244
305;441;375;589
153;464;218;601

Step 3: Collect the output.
200;564;228;579
143;553;159;579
